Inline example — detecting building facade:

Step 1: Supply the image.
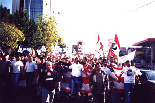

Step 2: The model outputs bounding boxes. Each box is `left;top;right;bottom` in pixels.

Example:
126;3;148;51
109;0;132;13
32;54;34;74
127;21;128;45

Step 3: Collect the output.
12;0;53;21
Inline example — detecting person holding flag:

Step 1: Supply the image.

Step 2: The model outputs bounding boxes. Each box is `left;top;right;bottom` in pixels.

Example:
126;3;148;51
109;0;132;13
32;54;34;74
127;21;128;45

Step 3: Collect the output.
107;34;124;103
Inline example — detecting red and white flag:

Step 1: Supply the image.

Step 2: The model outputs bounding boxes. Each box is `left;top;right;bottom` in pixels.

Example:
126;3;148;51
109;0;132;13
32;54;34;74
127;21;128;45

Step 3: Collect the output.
96;34;100;44
96;33;103;51
109;33;120;58
30;48;36;57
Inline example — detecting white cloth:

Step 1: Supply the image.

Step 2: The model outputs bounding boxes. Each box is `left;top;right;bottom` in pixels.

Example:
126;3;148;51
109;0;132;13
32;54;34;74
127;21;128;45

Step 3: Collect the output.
101;66;118;81
69;63;84;77
25;61;37;72
122;66;137;83
11;61;24;73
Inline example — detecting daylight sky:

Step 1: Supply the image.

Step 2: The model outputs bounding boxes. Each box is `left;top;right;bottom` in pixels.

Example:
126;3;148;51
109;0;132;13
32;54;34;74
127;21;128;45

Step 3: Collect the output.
2;0;155;53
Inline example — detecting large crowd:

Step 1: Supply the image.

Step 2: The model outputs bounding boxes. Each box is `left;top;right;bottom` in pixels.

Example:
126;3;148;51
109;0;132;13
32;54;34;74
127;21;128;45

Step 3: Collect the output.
0;47;142;103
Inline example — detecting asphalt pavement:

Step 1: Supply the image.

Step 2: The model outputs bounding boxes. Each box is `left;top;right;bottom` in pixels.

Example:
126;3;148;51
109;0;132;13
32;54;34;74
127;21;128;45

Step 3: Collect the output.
1;89;93;103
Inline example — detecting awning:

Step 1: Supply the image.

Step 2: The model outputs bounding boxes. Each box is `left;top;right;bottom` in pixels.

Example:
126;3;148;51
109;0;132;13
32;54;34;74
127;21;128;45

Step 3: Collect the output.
132;38;155;46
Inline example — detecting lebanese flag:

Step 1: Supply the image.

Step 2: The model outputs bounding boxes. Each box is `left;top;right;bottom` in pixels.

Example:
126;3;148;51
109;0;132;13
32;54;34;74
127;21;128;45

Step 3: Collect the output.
96;34;100;44
96;34;103;51
118;51;136;63
99;42;103;50
109;33;120;58
30;48;36;57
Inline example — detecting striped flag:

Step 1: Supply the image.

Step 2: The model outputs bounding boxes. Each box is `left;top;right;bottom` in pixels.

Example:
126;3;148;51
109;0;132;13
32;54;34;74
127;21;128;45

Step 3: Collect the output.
109;33;120;58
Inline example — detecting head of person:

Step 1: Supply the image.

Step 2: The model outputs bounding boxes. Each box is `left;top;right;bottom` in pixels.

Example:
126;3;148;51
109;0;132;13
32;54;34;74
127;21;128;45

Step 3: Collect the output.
83;57;87;63
102;59;107;67
28;55;33;62
95;62;101;71
110;56;114;63
40;57;45;63
57;62;62;67
126;60;130;67
46;61;52;71
16;55;21;61
4;55;9;61
64;57;69;63
21;54;25;61
114;58;118;64
94;58;97;63
11;56;16;61
74;57;79;64
47;56;52;61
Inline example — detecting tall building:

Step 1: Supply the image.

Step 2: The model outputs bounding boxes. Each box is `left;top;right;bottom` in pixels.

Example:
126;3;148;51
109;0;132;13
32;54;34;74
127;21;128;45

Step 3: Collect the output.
12;0;20;13
12;0;53;21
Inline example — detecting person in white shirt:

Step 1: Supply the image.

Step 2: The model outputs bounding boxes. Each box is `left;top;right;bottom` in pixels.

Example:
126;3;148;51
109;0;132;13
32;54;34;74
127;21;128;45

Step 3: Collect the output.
101;59;119;82
69;57;84;98
101;59;120;103
11;55;24;91
120;60;138;103
25;55;37;91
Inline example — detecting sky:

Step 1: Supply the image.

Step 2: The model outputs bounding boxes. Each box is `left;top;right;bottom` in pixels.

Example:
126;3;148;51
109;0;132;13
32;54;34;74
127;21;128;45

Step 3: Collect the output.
1;0;12;13
1;0;155;53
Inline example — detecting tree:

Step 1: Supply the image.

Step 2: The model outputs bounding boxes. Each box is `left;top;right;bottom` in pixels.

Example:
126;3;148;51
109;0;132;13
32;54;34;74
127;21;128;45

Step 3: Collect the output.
0;22;25;50
32;15;65;55
58;36;66;46
1;6;37;47
0;5;12;23
12;10;37;46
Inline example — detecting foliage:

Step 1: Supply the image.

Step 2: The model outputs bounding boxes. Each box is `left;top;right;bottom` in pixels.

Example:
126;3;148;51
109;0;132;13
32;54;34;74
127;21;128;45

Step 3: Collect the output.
32;15;60;54
12;10;37;46
0;5;12;23
0;22;25;50
0;5;66;55
58;36;66;47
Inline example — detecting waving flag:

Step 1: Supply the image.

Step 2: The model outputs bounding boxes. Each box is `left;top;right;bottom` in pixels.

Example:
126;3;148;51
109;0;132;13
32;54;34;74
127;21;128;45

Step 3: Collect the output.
96;34;100;44
96;33;103;51
30;48;36;57
109;33;120;58
118;51;136;63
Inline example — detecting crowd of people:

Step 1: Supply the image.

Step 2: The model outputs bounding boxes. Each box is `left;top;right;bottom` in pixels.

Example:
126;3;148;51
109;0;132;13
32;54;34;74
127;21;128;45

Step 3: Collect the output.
0;48;142;103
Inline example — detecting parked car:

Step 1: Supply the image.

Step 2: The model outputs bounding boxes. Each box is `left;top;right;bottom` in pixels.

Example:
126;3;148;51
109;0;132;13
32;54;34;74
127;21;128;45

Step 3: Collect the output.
134;69;155;103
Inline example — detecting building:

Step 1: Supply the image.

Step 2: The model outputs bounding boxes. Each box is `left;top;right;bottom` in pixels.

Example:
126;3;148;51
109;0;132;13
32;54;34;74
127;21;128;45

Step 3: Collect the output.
12;0;20;13
12;0;53;21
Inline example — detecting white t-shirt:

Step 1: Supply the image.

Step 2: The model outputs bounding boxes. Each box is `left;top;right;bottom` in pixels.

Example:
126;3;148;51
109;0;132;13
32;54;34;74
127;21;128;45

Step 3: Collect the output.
25;61;37;72
69;63;84;77
122;66;137;83
101;66;118;81
11;60;24;73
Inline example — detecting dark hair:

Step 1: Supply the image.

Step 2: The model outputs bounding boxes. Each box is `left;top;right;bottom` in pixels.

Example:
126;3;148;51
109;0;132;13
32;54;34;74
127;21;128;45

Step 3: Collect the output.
110;56;114;59
83;57;87;61
95;62;100;67
102;59;107;63
126;60;130;63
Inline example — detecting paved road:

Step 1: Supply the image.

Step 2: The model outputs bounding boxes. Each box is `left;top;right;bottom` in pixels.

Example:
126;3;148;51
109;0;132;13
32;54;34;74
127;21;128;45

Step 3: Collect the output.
1;90;93;103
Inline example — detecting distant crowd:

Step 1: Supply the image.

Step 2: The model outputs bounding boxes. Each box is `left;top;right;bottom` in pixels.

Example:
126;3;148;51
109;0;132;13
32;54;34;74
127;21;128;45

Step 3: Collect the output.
0;47;142;103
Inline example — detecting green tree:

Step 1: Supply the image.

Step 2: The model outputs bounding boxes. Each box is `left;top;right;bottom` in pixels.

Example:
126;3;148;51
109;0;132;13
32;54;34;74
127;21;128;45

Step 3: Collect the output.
12;10;37;46
0;22;25;50
0;5;12;23
32;15;65;55
58;36;66;46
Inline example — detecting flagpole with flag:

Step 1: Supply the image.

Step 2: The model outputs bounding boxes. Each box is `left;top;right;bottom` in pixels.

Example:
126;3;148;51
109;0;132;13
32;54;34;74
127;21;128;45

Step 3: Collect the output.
95;33;104;58
109;33;120;58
